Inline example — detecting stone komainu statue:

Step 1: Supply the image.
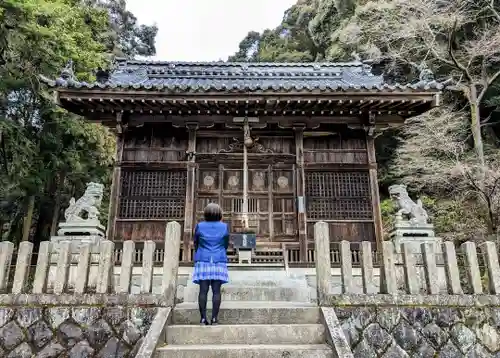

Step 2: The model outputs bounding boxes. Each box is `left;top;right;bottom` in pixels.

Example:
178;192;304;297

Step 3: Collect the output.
64;182;104;222
388;184;429;225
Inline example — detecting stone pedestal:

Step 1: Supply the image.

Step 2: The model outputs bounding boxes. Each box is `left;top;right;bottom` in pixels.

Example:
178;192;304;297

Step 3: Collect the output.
57;220;105;237
49;221;106;292
392;235;443;254
390;217;441;254
50;220;105;259
238;249;252;264
50;235;102;255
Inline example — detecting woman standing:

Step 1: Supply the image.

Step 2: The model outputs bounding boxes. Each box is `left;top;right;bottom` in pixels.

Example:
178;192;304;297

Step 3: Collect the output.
192;203;230;325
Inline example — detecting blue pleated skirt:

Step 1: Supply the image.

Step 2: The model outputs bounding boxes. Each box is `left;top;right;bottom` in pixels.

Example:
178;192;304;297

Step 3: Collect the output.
192;261;229;284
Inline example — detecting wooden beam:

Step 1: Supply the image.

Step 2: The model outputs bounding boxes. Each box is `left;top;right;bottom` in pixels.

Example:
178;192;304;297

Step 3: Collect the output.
294;125;308;262
120;161;189;170
268;165;274;240
57;88;440;101
304;163;371;170
125;114;406;127
182;123;198;262
106;127;125;241
366;128;383;247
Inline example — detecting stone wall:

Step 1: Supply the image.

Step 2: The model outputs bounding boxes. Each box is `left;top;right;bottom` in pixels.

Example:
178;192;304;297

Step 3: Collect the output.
322;295;500;358
0;223;182;358
336;305;500;357
0;295;164;358
311;223;500;356
0;305;156;358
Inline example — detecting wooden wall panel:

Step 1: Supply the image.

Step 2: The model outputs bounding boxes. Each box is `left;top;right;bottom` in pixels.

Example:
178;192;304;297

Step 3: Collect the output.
259;137;294;154
197;137;231;154
122;124;187;163
306;221;375;243
303;135;367;164
115;221;167;242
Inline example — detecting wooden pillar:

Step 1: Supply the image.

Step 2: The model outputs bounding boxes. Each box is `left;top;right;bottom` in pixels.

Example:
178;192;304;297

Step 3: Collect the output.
183;123;198;262
106;120;125;241
294;125;308;262
366;129;383;246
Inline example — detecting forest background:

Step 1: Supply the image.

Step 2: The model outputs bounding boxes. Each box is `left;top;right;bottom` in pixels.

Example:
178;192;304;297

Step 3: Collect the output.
1;0;500;246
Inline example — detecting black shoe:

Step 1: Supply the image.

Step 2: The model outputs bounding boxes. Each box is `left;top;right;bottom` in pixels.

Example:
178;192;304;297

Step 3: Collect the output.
211;317;218;325
200;318;210;325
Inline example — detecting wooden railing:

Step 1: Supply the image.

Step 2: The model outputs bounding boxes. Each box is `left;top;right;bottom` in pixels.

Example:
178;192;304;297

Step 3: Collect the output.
110;241;382;268
110;240;486;270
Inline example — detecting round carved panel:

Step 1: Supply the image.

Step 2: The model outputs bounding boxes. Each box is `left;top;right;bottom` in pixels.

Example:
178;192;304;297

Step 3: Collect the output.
277;176;289;189
228;175;239;188
253;172;265;190
203;175;214;188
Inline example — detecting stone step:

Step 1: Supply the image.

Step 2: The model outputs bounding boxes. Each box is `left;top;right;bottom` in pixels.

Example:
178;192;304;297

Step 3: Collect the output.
183;285;310;302
173;301;320;325
186;273;308;287
167;324;326;345
155;344;334;358
214;278;305;287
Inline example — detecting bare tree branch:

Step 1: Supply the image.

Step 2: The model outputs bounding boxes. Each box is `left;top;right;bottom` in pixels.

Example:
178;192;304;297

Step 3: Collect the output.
448;18;473;83
478;69;500;102
489;0;500;22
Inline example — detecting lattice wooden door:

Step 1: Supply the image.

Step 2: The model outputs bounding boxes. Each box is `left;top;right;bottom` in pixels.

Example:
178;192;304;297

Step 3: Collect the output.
116;169;186;241
119;170;186;220
305;170;374;242
195;163;297;241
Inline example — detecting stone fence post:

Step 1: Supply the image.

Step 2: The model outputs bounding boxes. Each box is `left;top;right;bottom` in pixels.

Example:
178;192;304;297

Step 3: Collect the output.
162;221;182;305
314;221;331;305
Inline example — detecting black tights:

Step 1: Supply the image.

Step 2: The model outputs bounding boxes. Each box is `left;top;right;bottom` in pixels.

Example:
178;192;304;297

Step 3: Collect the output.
198;280;222;320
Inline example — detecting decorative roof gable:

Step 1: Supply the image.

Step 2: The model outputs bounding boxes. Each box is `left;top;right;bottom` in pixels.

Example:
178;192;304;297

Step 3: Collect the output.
41;58;444;93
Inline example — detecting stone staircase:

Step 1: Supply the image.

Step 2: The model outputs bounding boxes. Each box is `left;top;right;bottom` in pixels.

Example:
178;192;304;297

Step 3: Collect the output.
155;271;334;357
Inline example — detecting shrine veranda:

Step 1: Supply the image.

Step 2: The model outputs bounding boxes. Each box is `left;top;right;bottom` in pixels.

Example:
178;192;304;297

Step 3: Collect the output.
42;59;442;264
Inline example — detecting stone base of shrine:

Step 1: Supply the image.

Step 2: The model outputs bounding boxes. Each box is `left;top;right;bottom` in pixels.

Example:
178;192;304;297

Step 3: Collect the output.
57;220;106;237
390;220;441;254
49;235;103;263
237;249;253;264
391;235;442;254
51;219;105;258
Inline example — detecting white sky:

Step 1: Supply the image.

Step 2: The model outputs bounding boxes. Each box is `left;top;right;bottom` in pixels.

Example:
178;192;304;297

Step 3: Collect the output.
126;0;297;61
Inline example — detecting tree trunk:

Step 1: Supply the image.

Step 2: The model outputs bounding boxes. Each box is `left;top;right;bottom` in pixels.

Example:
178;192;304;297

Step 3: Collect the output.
469;85;485;170
50;196;61;237
50;172;65;237
22;196;35;242
6;211;23;244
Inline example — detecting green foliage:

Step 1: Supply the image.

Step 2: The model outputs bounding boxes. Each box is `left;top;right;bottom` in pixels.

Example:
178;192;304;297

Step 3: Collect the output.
0;0;155;244
229;0;321;62
1;0;109;82
87;0;158;58
380;198;395;239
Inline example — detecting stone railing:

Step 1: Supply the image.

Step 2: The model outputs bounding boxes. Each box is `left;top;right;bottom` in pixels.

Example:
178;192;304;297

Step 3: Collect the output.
0;222;181;358
313;221;500;303
312;221;500;357
0;222;181;299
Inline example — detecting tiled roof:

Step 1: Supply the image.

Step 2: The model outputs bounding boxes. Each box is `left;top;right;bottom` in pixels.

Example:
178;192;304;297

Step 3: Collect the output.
41;58;444;93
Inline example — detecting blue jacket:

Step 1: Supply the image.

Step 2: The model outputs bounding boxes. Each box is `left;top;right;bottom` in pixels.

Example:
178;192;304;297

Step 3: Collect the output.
193;221;229;263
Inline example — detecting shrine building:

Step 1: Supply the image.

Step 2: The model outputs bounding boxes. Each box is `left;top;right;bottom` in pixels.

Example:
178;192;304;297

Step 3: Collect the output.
42;58;442;264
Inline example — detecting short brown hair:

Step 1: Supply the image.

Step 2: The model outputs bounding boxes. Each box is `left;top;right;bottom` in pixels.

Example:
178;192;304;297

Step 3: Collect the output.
204;203;222;222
